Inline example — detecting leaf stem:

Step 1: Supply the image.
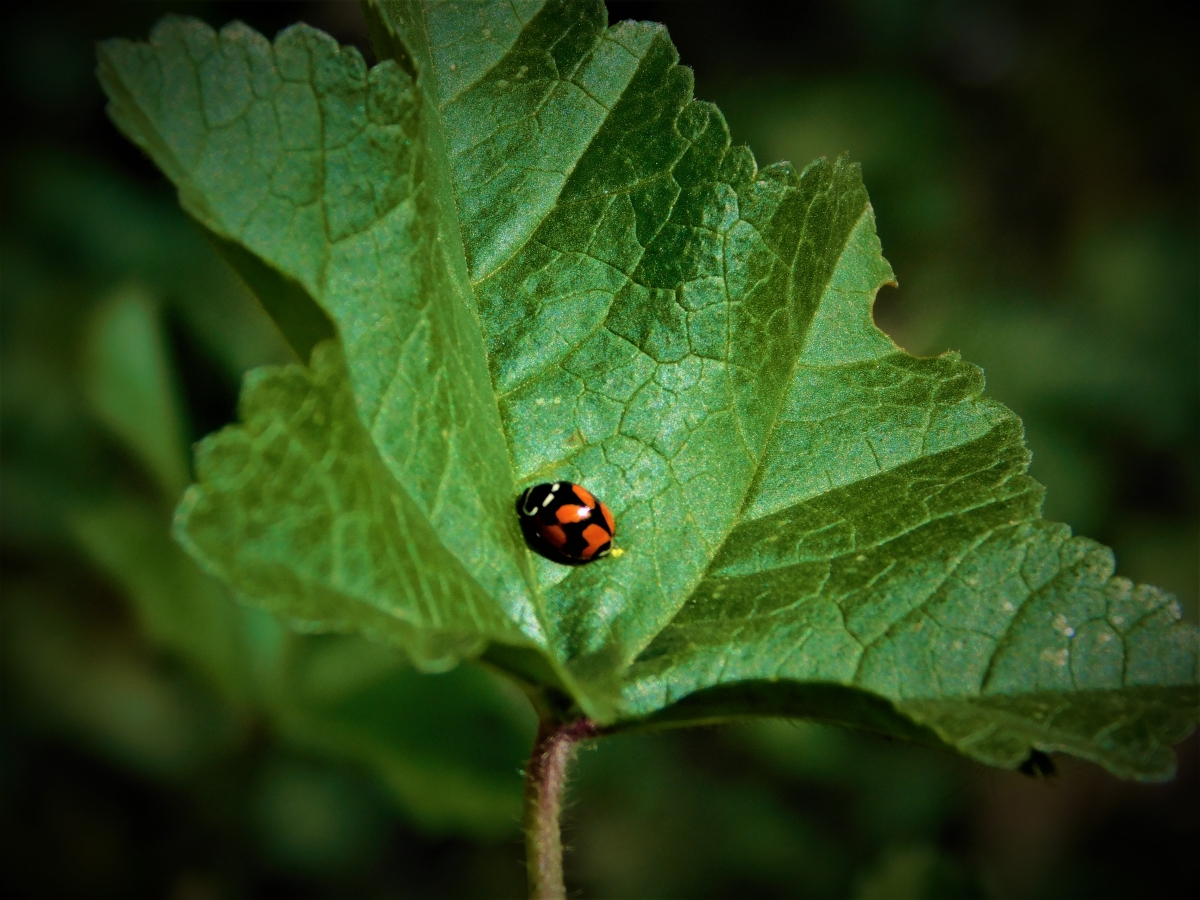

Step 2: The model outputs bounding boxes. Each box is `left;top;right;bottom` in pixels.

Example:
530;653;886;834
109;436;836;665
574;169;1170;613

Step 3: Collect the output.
523;716;597;900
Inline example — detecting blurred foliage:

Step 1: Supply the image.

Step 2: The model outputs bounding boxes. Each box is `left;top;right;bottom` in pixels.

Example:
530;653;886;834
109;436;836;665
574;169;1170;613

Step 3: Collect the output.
1;1;1195;898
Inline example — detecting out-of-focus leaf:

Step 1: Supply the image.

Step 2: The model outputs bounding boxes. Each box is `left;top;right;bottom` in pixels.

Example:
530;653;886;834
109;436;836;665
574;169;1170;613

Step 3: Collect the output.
251;759;387;876
11;151;293;378
737;720;962;838
84;283;191;498
0;249;99;548
1;588;241;779
96;2;1198;780
569;730;848;898
267;633;534;834
71;500;258;707
855;843;985;900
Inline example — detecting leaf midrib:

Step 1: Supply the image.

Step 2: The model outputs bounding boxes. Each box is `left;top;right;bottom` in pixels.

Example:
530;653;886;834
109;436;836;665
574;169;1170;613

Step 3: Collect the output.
417;18;876;664
383;3;1044;712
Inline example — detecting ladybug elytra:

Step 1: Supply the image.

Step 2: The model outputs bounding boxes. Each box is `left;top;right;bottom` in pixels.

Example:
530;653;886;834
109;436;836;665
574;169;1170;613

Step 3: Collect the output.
516;481;616;564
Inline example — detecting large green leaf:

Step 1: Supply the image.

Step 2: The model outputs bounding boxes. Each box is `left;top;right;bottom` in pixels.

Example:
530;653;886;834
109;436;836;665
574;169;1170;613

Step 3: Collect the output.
96;0;1197;778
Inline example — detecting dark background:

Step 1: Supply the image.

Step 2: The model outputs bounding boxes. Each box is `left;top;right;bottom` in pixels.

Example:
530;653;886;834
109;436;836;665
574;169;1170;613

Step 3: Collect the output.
2;1;1196;897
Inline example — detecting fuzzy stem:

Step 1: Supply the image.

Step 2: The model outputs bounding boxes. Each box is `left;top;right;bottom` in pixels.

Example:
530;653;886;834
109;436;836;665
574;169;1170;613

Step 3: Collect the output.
523;717;596;900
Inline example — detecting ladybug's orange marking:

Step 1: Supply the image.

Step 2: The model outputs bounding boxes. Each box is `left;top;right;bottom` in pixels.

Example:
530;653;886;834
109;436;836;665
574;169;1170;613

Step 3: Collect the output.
555;504;591;524
541;524;567;548
580;524;611;559
599;502;615;534
571;484;597;508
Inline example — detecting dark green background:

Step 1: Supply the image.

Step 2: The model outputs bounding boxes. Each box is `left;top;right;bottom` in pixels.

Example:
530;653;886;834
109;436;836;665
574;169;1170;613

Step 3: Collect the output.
2;2;1195;897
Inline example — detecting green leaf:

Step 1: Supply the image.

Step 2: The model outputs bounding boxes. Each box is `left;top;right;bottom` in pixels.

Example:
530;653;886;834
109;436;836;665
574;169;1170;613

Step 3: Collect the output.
175;340;535;671
84;283;192;502
97;14;546;653
10;150;293;379
73;499;250;695
97;1;1198;779
2;586;241;779
263;633;534;834
854;844;985;900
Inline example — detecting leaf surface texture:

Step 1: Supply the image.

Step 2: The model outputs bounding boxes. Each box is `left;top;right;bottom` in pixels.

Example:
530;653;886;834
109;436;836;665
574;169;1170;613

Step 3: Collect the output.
97;0;1197;778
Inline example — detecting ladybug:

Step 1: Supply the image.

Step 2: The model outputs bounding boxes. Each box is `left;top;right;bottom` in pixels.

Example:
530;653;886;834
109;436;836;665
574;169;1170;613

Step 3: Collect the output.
516;481;616;565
